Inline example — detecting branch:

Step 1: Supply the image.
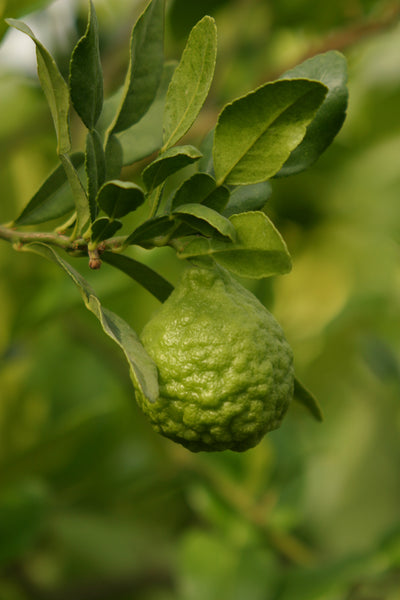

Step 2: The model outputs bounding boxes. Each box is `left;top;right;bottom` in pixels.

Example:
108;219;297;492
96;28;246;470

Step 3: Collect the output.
0;224;126;267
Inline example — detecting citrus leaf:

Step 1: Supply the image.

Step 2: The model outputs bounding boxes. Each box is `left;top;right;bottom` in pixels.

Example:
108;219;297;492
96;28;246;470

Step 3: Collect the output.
69;0;103;129
213;78;327;186
6;19;71;154
86;129;106;221
110;0;164;134
177;210;291;278
142;145;202;191
25;243;159;403
173;203;236;240
59;154;90;235
125;215;176;247
118;62;176;166
104;134;123;180
223;181;272;217
277;51;348;177
293;377;323;422
163;15;217;150
170;172;217;210
91;217;122;243
102;251;173;302
97;180;145;219
13;153;84;226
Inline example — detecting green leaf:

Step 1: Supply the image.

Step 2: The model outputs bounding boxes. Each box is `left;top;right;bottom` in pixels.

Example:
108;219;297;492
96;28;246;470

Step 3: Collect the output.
25;243;159;403
110;0;164;134
69;0;103;129
13;153;84;226
6;19;71;155
104;134;123;180
102;251;173;303
277;51;348;177
173;203;236;240
177;211;291;278
213;78;327;186
59;154;90;235
86;129;106;221
223;181;272;217
142;145;202;191
171;172;217;210
293;377;323;422
91;217;122;243
125;215;176;247
118;62;176;166
97;180;145;219
163;15;217;150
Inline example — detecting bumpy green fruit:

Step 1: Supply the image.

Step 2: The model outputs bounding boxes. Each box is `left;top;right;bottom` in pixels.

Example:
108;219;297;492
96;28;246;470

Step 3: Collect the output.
136;264;294;452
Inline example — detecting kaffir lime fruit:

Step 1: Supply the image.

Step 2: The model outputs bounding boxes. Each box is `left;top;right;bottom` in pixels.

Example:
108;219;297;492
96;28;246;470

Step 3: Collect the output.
136;264;294;452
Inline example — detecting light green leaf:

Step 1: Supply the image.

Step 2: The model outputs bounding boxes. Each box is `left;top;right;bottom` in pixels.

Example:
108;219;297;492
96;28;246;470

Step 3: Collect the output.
163;15;217;150
86;130;106;221
277;51;348;177
125;215;176;248
177;210;291;278
102;251;174;302
97;180;145;218
6;19;71;154
223;181;272;217
173;203;236;240
69;0;103;129
142;145;202;191
25;243;159;403
110;0;164;134
13;153;84;226
293;377;323;422
213;79;327;186
118;62;176;165
59;154;90;235
90;217;122;243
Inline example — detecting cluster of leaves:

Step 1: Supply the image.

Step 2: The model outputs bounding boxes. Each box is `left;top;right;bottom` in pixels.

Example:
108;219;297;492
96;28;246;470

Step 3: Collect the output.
4;0;347;410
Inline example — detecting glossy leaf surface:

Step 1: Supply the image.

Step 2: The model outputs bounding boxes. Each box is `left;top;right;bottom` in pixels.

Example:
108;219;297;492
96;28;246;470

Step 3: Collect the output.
213;79;327;185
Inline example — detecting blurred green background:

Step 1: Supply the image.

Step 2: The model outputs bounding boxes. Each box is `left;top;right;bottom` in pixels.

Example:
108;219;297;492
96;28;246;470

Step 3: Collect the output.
1;0;400;598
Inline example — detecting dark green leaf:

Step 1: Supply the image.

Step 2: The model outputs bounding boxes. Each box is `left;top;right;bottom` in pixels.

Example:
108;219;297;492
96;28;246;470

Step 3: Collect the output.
6;19;71;154
59;154;90;235
118;62;176;166
177;210;291;278
110;0;164;134
97;180;145;219
223;182;272;217
105;134;123;180
171;172;217;210
25;243;159;403
69;0;103;129
91;217;122;242
86;129;106;221
213;79;327;185
142;145;202;191
125;215;176;247
173;203;236;240
102;251;173;302
277;51;348;177
293;377;323;422
163;15;217;149
13;153;84;226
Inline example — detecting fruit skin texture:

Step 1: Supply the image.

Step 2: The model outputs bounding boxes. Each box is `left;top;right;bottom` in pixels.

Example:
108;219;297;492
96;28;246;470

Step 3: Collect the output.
137;264;294;452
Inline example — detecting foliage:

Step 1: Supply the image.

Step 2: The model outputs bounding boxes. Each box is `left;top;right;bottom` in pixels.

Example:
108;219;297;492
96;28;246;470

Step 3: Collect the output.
0;0;400;598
